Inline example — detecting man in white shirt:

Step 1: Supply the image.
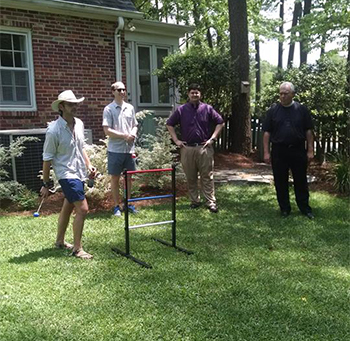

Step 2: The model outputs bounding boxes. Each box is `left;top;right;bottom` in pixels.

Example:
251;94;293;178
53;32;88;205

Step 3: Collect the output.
41;90;96;259
102;81;138;217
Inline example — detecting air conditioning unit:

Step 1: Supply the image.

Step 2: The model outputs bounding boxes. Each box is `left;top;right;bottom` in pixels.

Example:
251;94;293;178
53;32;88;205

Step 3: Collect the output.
0;128;93;192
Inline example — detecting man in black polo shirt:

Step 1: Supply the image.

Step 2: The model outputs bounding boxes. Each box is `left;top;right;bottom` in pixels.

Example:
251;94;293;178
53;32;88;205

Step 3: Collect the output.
263;82;314;219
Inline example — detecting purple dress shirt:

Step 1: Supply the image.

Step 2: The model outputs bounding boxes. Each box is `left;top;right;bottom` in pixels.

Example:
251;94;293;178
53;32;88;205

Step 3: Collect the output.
166;102;224;144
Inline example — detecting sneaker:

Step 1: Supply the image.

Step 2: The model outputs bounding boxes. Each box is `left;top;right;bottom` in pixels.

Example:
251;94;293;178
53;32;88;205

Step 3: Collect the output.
113;206;122;217
128;205;138;214
208;205;218;213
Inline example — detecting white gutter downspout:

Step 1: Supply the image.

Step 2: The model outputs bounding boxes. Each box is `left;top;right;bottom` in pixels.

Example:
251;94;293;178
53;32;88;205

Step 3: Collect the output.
115;17;124;81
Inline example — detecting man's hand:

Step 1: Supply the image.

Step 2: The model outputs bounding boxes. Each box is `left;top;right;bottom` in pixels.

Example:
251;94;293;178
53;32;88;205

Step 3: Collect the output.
40;186;50;199
307;150;314;162
125;134;135;144
88;165;97;178
264;152;271;164
175;140;187;148
203;138;214;148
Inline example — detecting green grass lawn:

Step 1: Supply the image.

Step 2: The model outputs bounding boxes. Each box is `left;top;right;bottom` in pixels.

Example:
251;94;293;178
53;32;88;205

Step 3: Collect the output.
1;184;349;341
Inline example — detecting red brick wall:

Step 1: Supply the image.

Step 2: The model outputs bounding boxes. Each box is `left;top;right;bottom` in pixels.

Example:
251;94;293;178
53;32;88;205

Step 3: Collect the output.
0;7;125;143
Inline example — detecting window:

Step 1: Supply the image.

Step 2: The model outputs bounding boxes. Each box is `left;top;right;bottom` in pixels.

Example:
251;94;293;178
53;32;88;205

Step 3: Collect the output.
0;28;36;111
137;45;171;106
157;48;170;104
138;46;152;104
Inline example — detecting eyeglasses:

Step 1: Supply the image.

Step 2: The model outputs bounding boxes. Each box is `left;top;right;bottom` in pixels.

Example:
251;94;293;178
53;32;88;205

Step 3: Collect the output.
116;89;126;92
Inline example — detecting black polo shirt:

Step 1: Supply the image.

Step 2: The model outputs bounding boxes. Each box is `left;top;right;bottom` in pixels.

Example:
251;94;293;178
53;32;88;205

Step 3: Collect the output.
262;102;313;146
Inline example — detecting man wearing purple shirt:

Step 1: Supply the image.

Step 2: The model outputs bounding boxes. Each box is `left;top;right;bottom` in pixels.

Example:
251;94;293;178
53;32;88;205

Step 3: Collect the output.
166;84;224;213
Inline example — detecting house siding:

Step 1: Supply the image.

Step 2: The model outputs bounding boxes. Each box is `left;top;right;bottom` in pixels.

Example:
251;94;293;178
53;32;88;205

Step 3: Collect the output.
0;7;126;143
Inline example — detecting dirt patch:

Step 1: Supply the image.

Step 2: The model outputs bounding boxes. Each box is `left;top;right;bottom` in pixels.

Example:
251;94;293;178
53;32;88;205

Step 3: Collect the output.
87;183;188;214
214;152;256;169
0;183;188;217
307;161;339;195
214;151;341;195
0;152;340;216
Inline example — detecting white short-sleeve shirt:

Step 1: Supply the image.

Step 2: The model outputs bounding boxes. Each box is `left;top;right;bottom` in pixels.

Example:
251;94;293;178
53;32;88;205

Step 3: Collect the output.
102;100;138;153
42;116;87;181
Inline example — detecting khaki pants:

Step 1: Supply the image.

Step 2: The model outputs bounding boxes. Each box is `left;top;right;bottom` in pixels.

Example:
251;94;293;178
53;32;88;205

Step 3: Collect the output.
180;145;216;206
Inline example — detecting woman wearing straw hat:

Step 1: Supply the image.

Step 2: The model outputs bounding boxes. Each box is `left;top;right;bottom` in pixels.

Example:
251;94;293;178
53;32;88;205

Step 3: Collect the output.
41;90;96;259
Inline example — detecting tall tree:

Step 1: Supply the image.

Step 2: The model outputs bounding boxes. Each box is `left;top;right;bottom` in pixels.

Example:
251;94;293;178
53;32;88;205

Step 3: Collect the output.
228;0;251;155
345;29;350;155
255;36;261;115
278;0;284;69
248;0;281;117
287;0;302;68
300;0;312;65
296;0;349;58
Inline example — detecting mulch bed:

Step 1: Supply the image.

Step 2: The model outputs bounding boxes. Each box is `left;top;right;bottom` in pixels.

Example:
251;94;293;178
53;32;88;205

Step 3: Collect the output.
0;152;341;216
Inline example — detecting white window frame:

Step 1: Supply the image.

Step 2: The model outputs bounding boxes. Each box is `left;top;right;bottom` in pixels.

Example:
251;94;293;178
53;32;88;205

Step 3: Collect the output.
0;27;36;111
136;43;171;107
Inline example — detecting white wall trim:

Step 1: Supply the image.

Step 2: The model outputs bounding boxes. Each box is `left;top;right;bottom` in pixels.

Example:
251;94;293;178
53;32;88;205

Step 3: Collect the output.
0;26;37;112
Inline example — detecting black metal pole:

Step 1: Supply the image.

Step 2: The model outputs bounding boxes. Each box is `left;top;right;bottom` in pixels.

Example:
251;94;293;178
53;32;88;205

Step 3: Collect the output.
124;169;130;255
171;164;176;247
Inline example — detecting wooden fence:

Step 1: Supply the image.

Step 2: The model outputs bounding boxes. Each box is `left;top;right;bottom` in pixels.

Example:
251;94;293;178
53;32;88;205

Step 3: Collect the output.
216;115;342;160
216;115;263;153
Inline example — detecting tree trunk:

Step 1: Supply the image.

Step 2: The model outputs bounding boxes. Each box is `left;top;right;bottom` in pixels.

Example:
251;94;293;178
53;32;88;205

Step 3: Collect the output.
255;36;261;116
320;34;326;56
192;1;202;45
287;0;302;68
300;0;312;65
155;0;159;20
278;0;284;69
228;0;251;155
207;27;213;48
344;29;350;155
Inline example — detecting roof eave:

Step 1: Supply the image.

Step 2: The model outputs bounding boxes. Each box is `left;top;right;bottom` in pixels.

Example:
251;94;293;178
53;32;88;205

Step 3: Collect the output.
127;19;194;38
0;0;144;21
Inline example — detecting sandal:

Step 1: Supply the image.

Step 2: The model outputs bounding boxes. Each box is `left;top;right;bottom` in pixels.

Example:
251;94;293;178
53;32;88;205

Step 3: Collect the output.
55;242;73;250
71;249;93;260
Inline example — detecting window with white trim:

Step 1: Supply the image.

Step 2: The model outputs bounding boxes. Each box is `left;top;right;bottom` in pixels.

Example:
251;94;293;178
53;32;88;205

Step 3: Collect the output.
0;28;36;111
137;45;171;106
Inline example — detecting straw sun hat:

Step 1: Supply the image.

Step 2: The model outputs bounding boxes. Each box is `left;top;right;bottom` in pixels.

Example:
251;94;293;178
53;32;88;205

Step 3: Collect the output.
51;90;85;112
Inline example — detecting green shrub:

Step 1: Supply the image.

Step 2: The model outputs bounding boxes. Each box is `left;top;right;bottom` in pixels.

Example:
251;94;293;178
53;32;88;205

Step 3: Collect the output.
0;180;38;210
329;151;350;194
13;187;38;210
135;117;184;190
0;136;39;210
0;136;39;179
84;139;110;200
156;46;236;114
84;114;184;198
83;111;154;199
0;180;26;201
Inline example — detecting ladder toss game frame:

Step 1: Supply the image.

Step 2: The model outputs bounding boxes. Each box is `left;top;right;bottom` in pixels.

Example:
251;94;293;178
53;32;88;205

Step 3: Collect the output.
112;165;194;268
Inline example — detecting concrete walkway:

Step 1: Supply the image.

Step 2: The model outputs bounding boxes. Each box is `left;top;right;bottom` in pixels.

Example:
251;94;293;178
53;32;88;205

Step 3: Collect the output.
214;164;316;185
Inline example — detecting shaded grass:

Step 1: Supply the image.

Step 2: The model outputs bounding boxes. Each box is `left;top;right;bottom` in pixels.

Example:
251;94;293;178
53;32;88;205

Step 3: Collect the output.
0;184;349;341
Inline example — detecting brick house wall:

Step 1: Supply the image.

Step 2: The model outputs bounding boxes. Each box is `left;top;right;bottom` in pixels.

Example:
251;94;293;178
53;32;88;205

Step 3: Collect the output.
0;7;126;143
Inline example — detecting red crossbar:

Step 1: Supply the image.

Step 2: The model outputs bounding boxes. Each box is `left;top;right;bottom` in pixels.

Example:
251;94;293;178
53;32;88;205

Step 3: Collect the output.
126;168;172;174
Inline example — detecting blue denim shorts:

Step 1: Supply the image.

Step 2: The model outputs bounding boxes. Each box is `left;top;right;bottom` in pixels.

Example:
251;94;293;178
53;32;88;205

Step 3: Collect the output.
58;179;85;203
108;152;136;175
